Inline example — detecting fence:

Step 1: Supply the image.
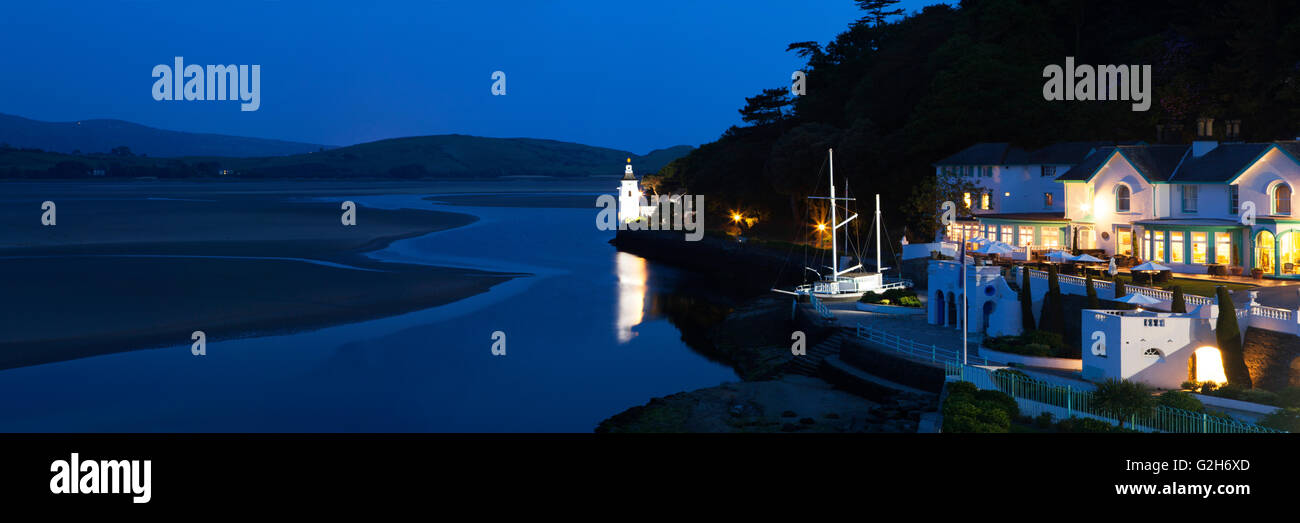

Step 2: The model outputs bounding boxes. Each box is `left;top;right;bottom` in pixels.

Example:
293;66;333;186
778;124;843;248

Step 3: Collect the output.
945;363;1283;434
854;324;995;366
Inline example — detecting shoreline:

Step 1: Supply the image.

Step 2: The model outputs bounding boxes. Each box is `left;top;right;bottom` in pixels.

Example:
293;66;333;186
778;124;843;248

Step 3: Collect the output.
0;190;523;370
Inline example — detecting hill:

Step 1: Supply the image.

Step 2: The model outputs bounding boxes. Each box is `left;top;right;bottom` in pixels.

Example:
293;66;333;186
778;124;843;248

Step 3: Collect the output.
0;113;330;158
0;134;694;179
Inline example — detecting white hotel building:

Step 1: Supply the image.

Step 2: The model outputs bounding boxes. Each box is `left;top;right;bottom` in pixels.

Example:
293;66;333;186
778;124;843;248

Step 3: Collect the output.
938;136;1300;278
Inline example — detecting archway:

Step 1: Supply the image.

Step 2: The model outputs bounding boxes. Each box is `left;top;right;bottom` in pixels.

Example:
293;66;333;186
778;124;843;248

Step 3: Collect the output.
933;290;945;325
1289;357;1300;388
1281;231;1300;275
947;292;958;327
1191;347;1228;384
1255;230;1276;276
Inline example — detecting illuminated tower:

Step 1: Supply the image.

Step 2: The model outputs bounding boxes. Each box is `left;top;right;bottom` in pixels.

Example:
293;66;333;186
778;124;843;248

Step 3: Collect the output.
619;158;641;222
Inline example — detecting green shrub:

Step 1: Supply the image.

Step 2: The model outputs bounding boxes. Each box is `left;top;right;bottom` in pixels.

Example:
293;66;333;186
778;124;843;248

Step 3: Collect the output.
1035;412;1054;429
1237;389;1279;406
1092;378;1156;428
1213;383;1246;400
1277;387;1300;408
1056;416;1136;433
1181;380;1199;391
1259;408;1300;432
942;381;1012;433
860;288;921;307
974;389;1019;419
1157;390;1204;412
1199;381;1218;394
982;330;1064;357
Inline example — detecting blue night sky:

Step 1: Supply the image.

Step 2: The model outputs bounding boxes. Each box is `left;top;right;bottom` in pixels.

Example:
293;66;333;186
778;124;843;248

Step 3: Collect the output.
0;1;943;154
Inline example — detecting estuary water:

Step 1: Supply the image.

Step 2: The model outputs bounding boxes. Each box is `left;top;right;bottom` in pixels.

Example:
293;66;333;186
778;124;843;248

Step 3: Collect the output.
0;193;738;432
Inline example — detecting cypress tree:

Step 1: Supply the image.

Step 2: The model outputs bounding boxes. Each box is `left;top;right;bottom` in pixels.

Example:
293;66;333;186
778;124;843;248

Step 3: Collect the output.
1113;276;1126;303
1170;286;1187;313
1085;272;1099;309
1020;266;1035;332
1041;264;1065;335
1215;286;1252;388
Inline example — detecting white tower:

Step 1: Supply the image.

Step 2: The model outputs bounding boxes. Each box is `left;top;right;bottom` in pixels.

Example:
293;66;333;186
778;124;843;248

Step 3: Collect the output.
619;158;641;222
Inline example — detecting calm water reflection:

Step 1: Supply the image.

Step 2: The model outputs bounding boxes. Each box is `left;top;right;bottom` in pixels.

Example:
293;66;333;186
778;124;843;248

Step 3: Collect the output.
0;195;741;432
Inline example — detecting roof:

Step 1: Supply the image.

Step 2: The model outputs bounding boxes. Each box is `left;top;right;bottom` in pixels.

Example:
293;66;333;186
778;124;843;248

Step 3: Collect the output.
934;141;1127;167
1056;144;1188;183
1133;218;1245;227
974;212;1069;222
933;143;1013;166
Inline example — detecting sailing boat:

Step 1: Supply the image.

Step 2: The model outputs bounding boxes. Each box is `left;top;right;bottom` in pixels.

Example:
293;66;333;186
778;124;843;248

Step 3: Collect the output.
774;148;910;301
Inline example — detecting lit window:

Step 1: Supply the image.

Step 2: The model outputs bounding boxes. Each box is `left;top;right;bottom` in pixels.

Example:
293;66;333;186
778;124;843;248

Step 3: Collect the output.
1152;230;1164;261
1044;192;1054;208
1182;185;1198;213
1019;226;1034;247
1041;227;1060;247
1275;183;1292;215
1116;185;1131;212
1215;232;1233;265
1118;227;1133;256
963;192;972;209
1191;232;1207;264
981;193;990;210
1142;230;1151;260
1170;232;1184;263
1001;225;1013;244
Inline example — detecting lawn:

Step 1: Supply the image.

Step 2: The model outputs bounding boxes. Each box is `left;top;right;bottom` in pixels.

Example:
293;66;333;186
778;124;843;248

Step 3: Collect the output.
1123;276;1255;298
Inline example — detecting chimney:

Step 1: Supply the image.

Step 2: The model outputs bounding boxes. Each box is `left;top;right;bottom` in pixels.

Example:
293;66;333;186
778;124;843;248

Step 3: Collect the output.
1192;117;1218;157
1224;119;1241;141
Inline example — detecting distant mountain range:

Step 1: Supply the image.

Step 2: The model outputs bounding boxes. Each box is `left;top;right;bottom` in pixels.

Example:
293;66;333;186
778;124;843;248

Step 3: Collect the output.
0;113;693;178
0;113;330;157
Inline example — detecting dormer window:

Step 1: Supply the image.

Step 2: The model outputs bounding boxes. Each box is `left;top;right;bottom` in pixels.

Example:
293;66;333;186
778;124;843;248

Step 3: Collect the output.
1115;184;1131;213
1274;183;1292;215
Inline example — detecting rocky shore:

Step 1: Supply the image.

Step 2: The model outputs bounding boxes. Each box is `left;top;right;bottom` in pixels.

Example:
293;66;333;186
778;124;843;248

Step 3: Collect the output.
596;375;937;433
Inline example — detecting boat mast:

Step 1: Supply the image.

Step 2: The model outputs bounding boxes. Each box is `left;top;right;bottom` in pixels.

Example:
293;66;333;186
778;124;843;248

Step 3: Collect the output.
875;193;881;275
829;148;837;277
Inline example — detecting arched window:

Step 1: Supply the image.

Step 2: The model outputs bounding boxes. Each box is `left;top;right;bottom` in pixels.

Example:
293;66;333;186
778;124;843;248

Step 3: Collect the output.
1115;184;1131;212
1144;348;1164;358
1274;183;1292;215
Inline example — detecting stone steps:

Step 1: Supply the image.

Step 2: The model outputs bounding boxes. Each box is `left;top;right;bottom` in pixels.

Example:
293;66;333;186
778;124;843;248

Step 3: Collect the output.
786;329;848;376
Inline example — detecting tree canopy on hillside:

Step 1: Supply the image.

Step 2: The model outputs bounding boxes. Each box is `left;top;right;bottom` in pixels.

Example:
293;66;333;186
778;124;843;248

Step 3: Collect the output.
661;0;1300;241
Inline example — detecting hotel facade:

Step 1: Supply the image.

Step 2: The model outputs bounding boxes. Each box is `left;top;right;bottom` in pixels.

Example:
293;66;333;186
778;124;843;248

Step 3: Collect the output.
937;137;1300;278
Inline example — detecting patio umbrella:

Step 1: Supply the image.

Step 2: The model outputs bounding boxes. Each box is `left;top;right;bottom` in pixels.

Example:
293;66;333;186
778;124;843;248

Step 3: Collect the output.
1072;253;1105;263
1114;292;1162;307
1130;261;1172;272
974;241;1016;255
1045;250;1072;263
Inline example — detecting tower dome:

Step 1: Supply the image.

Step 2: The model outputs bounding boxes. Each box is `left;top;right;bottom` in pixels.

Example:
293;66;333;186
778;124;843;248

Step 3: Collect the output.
622;158;636;180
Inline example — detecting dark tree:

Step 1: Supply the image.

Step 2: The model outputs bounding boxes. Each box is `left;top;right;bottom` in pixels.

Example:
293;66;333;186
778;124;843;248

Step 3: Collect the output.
1020;266;1035;332
1215;287;1252;388
1170;286;1187;313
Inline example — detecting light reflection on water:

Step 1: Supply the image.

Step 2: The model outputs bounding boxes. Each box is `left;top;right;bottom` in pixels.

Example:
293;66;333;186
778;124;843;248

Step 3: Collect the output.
0;195;742;432
615;252;647;343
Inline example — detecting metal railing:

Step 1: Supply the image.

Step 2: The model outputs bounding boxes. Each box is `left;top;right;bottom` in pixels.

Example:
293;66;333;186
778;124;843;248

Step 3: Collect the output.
945;363;1283;433
807;292;834;321
854;324;995;366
